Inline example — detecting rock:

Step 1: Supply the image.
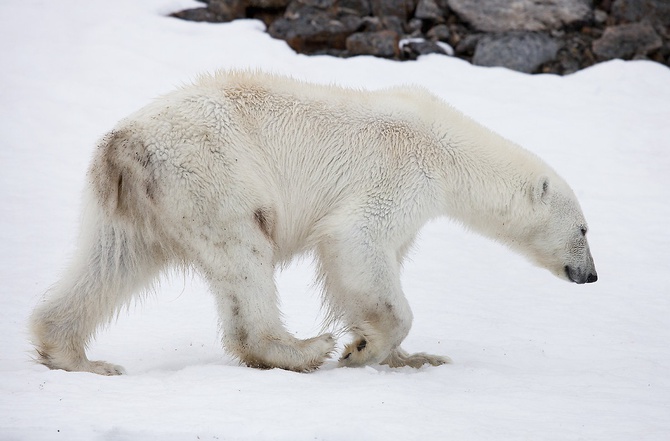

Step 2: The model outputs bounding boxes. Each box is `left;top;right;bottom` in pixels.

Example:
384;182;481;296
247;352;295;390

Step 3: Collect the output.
172;0;287;24
381;16;405;35
545;32;597;75
247;0;292;6
455;33;481;55
369;0;415;21
592;22;663;59
346;30;400;57
611;0;670;27
170;7;229;22
594;9;608;24
406;18;424;36
208;0;246;20
335;0;372;16
248;8;284;27
401;39;451;58
360;15;405;34
361;16;383;32
447;0;593;32
269;9;363;53
172;0;670;74
284;1;325;18
472;32;560;73
297;0;335;8
427;24;450;41
415;0;445;22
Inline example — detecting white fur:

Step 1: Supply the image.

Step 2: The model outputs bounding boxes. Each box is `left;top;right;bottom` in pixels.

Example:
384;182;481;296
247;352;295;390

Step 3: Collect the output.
29;71;597;375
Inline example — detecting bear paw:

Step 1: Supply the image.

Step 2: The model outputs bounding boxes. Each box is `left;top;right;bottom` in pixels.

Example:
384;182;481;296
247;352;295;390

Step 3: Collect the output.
85;360;126;376
35;348;125;376
339;338;374;367
241;333;336;373
297;333;337;372
381;348;451;368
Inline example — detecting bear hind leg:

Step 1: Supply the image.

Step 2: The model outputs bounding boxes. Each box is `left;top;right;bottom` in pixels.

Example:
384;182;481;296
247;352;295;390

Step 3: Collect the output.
194;219;335;372
30;218;166;375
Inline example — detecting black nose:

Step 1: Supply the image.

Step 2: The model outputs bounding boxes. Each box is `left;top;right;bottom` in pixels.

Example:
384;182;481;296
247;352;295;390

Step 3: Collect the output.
565;266;598;284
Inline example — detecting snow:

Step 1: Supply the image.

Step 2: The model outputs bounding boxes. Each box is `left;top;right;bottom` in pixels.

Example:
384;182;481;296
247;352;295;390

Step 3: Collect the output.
1;0;670;439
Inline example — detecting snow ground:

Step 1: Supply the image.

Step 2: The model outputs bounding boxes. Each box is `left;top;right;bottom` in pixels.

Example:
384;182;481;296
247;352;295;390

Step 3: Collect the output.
1;0;670;440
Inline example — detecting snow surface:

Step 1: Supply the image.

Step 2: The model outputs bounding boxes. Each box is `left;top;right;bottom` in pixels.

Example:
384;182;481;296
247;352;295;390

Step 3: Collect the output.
1;0;670;440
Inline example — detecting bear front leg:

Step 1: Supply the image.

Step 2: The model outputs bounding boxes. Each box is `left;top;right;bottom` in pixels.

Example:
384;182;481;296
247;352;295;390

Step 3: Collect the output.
317;236;415;367
318;219;452;369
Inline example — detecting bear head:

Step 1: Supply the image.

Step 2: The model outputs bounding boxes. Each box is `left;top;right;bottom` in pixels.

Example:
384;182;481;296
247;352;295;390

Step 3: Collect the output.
516;175;598;284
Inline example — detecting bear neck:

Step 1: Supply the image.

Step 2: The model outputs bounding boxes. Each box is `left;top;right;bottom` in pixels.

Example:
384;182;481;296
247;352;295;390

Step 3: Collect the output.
431;117;545;245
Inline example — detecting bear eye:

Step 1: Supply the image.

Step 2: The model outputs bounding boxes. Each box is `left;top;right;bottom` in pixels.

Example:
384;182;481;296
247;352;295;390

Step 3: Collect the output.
580;227;587;236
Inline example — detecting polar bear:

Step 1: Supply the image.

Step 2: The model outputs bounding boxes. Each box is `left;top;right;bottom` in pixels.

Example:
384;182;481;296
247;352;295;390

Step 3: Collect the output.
30;71;597;375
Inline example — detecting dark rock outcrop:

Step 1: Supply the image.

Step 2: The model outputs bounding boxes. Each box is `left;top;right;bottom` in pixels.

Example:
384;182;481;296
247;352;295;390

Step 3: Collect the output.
446;0;592;32
347;30;400;57
593;22;663;59
171;0;670;74
611;0;670;26
473;33;560;73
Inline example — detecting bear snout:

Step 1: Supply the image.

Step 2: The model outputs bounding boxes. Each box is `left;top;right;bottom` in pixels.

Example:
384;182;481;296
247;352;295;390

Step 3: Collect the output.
565;265;598;284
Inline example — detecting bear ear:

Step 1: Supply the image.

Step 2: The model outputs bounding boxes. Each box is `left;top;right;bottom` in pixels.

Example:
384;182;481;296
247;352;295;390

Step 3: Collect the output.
530;176;550;204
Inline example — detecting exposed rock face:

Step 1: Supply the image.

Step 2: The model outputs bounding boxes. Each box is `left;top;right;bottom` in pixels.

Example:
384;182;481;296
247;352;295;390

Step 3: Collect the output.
593;22;663;60
446;0;593;32
171;0;670;74
369;0;416;21
268;7;363;53
473;33;560;73
415;0;444;22
611;0;670;26
347;30;400;57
